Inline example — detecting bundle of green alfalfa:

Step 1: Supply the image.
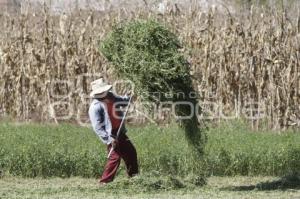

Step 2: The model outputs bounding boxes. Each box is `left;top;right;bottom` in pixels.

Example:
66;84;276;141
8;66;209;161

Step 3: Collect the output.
100;20;204;157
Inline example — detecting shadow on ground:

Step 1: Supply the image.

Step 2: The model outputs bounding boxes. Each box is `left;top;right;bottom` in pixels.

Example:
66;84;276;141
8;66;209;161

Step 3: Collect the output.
222;173;300;191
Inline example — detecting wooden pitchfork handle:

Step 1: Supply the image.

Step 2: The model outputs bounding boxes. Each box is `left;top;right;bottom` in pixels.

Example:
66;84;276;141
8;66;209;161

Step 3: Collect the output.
107;95;133;159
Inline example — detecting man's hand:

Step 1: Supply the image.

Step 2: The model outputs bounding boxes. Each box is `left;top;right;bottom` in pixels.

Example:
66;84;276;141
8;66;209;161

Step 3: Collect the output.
107;138;118;159
111;138;118;149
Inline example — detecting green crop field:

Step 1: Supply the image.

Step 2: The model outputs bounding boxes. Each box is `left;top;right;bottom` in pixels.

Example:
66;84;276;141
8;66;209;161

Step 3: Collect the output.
0;121;299;198
0;121;299;178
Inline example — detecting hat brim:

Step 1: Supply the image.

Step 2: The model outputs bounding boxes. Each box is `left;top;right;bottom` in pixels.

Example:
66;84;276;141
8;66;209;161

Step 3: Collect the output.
90;85;112;97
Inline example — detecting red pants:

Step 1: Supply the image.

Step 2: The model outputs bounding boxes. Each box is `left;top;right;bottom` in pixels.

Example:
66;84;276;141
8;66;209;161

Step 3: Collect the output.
100;134;138;183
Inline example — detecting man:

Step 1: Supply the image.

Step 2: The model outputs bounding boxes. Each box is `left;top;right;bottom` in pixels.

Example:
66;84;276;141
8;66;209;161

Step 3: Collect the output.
88;78;138;184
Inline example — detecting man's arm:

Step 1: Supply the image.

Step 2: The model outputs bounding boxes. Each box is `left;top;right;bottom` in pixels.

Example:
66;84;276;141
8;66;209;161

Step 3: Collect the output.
89;102;114;145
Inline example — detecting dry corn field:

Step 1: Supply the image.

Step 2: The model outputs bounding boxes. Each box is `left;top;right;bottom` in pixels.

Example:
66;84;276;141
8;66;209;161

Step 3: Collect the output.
0;5;300;130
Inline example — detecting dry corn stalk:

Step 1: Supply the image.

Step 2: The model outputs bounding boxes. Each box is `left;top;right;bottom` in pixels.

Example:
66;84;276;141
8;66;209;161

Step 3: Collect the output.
0;4;299;130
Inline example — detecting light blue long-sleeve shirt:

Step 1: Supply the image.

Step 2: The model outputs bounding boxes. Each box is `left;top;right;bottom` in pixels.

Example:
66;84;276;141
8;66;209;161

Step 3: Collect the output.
88;92;130;145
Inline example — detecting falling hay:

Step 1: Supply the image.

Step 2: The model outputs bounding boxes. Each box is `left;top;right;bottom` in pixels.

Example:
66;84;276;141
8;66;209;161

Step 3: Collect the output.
100;19;204;156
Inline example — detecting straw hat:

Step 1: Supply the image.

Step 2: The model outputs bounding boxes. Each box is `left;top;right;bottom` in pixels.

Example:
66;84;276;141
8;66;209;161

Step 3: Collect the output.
90;78;112;97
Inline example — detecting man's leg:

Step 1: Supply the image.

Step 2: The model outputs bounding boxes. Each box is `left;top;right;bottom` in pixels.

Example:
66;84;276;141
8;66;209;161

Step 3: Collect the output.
99;145;121;183
119;137;139;177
